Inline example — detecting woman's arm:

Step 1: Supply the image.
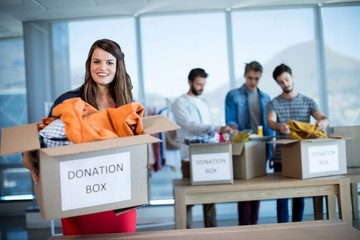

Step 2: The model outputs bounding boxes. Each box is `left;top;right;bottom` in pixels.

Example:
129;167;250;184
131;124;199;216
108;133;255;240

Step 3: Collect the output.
22;151;39;186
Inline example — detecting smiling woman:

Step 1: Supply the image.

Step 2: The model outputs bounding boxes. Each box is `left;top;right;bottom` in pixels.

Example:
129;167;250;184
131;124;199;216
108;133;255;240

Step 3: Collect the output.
21;39;137;236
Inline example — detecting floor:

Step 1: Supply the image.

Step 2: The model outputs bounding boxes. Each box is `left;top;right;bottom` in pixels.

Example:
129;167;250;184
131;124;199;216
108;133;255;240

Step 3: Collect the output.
1;207;359;240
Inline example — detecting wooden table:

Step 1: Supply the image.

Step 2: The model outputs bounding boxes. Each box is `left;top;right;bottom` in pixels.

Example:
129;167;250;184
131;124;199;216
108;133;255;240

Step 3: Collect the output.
49;220;360;240
173;174;352;229
314;169;360;221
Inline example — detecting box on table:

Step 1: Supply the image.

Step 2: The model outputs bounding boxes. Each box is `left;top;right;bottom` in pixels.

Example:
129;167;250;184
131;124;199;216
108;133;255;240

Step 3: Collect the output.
189;142;233;185
232;137;269;180
330;126;360;168
0;115;179;220
275;138;347;179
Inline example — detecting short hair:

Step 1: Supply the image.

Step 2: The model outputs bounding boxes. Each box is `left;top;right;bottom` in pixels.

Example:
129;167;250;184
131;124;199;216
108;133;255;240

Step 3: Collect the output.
272;64;292;81
188;68;208;82
244;61;263;76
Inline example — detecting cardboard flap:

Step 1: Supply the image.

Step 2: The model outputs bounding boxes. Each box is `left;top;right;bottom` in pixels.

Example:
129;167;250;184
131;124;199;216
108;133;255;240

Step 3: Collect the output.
330;126;360;138
231;143;244;155
270;139;299;145
113;204;146;216
143;115;180;134
271;138;341;145
249;135;272;141
301;138;343;143
1;123;40;155
41;134;160;157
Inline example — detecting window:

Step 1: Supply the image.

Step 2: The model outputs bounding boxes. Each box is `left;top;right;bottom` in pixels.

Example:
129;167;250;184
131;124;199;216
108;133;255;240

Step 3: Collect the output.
322;5;360;126
0;38;32;200
141;12;229;200
141;12;229;126
232;8;317;103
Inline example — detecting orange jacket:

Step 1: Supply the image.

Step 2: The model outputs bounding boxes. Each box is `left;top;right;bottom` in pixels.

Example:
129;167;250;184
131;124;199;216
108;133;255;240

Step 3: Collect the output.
51;98;144;143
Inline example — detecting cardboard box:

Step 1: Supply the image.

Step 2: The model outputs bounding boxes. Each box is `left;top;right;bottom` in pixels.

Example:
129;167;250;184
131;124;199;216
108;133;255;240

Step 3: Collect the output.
189;142;233;185
232;137;268;180
276;138;347;179
330;126;360;167
0;115;179;220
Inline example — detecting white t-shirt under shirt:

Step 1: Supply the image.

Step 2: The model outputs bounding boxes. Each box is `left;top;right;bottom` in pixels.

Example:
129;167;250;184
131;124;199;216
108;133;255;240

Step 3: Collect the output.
247;89;261;130
189;96;212;125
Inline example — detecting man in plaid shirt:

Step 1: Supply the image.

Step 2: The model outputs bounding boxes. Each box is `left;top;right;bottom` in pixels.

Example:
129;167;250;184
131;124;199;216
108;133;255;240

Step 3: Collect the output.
266;63;329;223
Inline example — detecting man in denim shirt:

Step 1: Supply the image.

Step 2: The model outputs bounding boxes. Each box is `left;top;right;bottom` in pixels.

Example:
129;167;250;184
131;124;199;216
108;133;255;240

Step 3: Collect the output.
225;61;274;225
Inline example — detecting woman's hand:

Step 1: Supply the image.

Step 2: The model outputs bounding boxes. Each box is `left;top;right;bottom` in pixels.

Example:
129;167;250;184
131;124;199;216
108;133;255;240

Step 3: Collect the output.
22;151;39;186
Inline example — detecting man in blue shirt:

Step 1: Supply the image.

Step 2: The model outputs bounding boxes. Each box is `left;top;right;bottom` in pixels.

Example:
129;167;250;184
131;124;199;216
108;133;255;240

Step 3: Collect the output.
225;61;274;225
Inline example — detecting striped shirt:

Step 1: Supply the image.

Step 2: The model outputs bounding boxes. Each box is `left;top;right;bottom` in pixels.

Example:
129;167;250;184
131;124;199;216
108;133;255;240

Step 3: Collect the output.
266;93;319;164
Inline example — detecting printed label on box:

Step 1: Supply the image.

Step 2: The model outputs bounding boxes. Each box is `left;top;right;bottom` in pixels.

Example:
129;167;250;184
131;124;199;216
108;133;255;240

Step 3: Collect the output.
60;152;131;211
191;152;231;182
308;145;339;174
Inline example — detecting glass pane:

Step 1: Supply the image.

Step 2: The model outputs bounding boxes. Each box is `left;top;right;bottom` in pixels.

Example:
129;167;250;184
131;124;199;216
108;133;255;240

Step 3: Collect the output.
0;38;31;199
0;38;26;91
1;168;33;198
68;18;139;100
232;8;318;104
0;38;27;164
141;12;229;126
323;6;360;126
141;12;229;200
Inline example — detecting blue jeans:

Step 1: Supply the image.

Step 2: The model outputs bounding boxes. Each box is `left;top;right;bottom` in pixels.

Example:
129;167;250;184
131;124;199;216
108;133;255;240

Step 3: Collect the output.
276;198;305;223
274;162;305;223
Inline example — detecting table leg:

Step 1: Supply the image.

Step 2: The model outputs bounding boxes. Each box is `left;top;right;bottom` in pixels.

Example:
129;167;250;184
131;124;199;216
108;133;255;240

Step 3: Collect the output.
338;178;352;225
313;196;324;220
174;189;187;229
326;195;337;219
350;182;359;220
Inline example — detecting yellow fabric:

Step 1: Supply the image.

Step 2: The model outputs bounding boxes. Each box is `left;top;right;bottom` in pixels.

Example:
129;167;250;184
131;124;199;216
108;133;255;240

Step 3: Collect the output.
287;120;327;140
232;131;249;143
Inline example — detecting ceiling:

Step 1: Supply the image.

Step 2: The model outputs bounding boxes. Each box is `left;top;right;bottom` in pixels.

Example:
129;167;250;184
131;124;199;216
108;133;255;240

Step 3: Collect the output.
0;0;358;39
